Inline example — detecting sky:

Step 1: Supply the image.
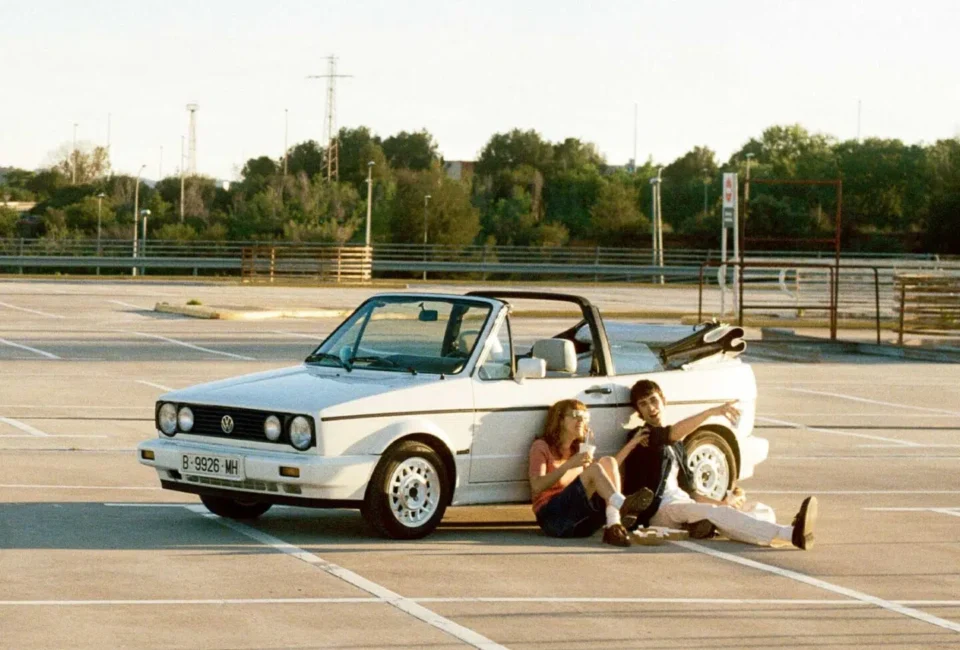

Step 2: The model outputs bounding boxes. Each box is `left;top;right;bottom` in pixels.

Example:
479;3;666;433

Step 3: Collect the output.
2;0;958;181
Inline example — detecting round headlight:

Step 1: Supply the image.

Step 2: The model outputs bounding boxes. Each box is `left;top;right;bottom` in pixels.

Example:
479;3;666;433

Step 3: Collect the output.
158;403;177;436
289;416;312;450
264;415;282;442
178;406;194;432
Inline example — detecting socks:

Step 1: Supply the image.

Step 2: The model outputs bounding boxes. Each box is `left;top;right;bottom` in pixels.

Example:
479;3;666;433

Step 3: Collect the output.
605;505;622;527
605;492;626;527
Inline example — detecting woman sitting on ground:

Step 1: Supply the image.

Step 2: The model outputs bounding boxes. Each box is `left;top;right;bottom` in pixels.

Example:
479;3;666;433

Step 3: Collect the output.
528;398;653;547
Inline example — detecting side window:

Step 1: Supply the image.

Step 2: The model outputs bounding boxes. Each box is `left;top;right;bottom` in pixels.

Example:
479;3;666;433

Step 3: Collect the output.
478;318;512;380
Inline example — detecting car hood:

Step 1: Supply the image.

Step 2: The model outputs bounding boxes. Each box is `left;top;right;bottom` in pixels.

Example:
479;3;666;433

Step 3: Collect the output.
161;364;441;415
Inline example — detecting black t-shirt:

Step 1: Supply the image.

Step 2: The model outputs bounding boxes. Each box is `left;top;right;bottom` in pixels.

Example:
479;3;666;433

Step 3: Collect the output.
621;423;695;526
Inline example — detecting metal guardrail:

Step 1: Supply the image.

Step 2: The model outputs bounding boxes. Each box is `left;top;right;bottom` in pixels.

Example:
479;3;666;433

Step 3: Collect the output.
1;238;957;283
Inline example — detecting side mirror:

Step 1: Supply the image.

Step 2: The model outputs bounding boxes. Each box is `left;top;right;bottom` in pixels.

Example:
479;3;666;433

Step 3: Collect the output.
418;309;439;322
515;357;546;381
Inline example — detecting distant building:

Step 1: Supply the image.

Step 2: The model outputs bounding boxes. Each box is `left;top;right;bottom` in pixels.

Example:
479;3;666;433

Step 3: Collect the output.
443;160;475;182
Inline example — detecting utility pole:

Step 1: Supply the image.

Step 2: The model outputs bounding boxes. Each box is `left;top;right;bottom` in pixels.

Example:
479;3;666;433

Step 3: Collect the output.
422;194;431;282
307;56;352;182
132;164;146;277
179;135;186;222
702;168;709;216
365;161;375;247
159;146;163;180
72;123;78;184
283;108;289;179
186;103;199;175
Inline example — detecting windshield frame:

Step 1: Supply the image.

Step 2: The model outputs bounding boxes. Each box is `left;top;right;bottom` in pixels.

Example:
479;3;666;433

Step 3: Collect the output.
305;294;498;376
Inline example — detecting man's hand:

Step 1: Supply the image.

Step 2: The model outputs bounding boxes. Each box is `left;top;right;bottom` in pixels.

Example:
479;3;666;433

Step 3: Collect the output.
713;401;741;425
723;486;746;509
635;431;650;447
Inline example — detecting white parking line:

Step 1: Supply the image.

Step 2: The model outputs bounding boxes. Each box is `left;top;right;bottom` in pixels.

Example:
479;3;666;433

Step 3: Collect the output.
186;505;508;650
130;332;256;361
136;380;175;391
865;507;960;519
0;301;65;319
0;485;160;490
0;338;61;359
269;330;325;341
0;435;107;439
754;490;960;495
780;387;960;417
673;540;960;633
758;416;920;447
107;300;148;310
0;417;49;437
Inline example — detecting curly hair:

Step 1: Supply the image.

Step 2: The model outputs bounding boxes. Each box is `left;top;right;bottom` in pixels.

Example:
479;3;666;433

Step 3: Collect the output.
541;398;588;457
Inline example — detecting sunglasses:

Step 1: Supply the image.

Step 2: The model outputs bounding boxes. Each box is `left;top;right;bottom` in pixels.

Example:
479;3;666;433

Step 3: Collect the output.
565;410;590;423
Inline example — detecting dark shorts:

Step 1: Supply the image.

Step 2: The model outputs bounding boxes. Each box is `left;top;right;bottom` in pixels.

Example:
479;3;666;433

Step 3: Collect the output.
535;477;607;538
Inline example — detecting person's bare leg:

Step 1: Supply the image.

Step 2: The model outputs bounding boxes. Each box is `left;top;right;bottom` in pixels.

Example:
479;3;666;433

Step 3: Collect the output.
598;456;621;493
579;463;616;501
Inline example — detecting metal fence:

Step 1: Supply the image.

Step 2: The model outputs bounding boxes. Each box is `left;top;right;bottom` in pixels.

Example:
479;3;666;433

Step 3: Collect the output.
0;238;956;284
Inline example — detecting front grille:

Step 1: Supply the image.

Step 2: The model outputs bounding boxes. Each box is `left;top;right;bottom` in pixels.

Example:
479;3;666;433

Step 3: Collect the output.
173;404;314;448
191;405;270;440
185;474;280;492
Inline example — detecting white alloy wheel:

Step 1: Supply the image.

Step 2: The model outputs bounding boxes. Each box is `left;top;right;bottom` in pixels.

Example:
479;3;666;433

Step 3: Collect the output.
388;457;440;527
686;440;732;500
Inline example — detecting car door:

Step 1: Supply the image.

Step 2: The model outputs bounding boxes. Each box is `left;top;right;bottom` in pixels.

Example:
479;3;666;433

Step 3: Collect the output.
468;316;618;484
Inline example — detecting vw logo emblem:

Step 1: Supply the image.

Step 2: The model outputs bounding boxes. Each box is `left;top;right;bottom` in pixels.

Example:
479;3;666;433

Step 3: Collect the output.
220;415;235;434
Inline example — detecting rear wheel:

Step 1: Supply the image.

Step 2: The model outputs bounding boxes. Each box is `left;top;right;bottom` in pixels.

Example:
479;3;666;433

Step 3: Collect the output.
362;440;450;539
684;431;736;501
199;494;272;520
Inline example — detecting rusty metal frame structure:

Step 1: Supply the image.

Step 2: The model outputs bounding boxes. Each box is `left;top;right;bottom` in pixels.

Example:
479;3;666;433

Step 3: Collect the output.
697;260;882;343
742;178;843;338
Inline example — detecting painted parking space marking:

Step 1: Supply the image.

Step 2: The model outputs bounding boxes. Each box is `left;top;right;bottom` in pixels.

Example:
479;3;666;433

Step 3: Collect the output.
779;387;960;417
0;301;65;319
758;416;920;447
185;505;508;650
129;332;256;361
754;490;960;495
865;507;960;519
107;300;150;310
673;540;960;633
0;338;61;359
135;380;175;391
269;330;326;341
0;417;49;437
0;484;160;490
0;434;108;439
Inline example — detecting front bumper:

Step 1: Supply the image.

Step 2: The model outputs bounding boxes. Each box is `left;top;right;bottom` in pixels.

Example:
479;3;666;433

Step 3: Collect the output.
738;435;769;481
138;438;378;502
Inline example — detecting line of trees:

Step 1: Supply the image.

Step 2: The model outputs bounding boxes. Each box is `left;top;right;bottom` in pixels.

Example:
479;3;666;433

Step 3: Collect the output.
2;124;959;253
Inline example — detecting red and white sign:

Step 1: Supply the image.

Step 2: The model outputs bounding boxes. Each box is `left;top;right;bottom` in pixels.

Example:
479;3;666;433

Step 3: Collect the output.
722;173;737;208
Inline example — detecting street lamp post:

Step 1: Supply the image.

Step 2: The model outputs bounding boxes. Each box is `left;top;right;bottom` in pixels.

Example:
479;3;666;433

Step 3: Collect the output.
364;161;374;247
72;123;78;185
140;209;151;275
422;194;432;282
132;164;146;277
96;192;106;275
702;168;709;216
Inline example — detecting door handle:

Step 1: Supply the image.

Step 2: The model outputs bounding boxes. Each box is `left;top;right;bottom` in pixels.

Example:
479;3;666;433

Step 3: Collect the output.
585;386;612;395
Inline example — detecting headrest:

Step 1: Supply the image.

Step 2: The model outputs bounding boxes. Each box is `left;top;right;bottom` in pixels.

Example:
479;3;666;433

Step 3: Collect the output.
531;339;577;373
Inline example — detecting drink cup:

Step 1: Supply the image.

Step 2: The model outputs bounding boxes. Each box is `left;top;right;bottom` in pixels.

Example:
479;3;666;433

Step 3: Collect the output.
580;443;596;458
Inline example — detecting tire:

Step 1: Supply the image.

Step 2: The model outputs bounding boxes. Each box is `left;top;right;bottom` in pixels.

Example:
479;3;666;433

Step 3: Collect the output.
684;431;737;501
362;440;451;540
199;494;272;520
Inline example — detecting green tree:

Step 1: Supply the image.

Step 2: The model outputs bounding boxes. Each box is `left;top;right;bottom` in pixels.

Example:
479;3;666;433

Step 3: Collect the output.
336;127;389;195
0;206;18;237
388;170;479;247
590;178;647;245
240;156;280;195
382;130;439;171
50;144;111;184
286;140;325;179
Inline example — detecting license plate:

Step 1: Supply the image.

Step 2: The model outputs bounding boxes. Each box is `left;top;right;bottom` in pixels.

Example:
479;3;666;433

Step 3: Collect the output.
181;453;244;480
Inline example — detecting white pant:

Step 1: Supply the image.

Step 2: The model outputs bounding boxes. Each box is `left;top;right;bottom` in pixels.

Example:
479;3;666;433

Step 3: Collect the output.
650;501;792;547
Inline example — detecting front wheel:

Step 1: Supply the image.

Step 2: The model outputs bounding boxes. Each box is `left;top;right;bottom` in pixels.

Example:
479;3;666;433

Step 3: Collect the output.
684;431;736;501
362;440;450;539
199;494;272;520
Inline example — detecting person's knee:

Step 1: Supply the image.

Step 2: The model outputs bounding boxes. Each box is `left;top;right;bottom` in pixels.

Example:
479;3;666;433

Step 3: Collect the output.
598;455;617;473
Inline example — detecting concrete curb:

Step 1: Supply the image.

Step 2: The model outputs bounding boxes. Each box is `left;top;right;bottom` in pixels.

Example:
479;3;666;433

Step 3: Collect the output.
155;302;346;320
759;327;960;363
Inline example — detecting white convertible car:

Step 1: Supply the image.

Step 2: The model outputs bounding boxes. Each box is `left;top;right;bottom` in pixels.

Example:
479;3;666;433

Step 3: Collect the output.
138;291;767;539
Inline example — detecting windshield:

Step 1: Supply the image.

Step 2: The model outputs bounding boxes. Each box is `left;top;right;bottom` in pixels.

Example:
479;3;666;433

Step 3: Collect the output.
306;296;493;375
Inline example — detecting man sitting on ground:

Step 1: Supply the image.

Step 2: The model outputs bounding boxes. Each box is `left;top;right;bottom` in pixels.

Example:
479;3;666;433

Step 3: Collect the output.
616;379;817;550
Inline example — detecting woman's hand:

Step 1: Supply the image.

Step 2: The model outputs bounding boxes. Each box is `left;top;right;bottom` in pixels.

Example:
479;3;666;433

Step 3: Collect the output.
562;451;592;471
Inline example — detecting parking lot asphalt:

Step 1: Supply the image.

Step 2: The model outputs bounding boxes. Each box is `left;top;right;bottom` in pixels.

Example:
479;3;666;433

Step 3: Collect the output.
1;279;959;649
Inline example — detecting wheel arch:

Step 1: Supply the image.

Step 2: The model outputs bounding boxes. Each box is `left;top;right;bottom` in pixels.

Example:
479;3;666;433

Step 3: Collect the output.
364;432;458;502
